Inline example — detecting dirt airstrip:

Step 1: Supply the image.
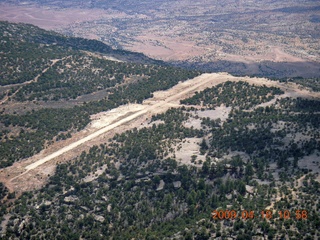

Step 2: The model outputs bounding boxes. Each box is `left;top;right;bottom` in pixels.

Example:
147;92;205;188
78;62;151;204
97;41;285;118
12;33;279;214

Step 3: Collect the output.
0;73;319;195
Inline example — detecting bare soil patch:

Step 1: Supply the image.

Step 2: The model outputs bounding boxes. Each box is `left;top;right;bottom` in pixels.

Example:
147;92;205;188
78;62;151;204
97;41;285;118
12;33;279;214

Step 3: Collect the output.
183;118;202;130
89;104;146;129
174;138;205;166
0;4;109;31
298;151;320;174
129;34;206;61
196;107;232;122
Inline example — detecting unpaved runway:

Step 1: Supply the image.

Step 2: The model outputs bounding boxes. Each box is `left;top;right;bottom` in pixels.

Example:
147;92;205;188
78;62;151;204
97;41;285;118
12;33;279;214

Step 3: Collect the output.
24;73;220;170
3;72;320;193
19;72;320;171
25;108;148;170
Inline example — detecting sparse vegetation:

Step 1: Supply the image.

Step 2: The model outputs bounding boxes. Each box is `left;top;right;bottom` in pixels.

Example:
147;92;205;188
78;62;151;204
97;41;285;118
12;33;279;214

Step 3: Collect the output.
280;77;320;92
180;81;284;109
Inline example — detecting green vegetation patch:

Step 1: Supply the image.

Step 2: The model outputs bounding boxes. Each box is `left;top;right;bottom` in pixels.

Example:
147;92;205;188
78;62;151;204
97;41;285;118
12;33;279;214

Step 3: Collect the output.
14;54;150;101
281;77;320;92
208;98;320;169
0;107;90;168
0;21;162;87
181;81;284;109
0;36;71;86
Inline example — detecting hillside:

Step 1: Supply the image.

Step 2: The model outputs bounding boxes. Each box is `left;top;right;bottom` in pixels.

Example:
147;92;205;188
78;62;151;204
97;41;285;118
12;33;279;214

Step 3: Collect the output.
1;0;319;77
0;21;200;168
0;21;320;239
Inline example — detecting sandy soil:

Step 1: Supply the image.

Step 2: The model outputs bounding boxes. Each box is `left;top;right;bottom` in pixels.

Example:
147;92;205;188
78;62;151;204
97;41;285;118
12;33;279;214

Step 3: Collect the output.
129;34;207;61
89;104;147;129
183;118;202;130
196;107;232;122
224;46;306;64
175;138;206;166
82;164;108;183
182;107;231;130
1;72;320;194
298;151;320;174
0;214;11;236
0;4;110;31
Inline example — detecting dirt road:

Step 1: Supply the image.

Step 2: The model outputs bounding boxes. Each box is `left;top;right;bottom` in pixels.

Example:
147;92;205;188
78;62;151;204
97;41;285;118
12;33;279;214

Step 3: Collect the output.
24;73;221;171
0;58;66;105
1;72;319;194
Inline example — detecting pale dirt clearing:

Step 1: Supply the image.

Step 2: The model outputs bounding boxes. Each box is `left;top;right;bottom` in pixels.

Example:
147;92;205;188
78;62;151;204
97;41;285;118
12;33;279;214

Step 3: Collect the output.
196;106;232;122
0;214;11;236
1;72;320;194
129;34;206;61
24;107;149;171
102;56;124;62
225;46;306;63
175;138;205;166
182;107;231;130
298;151;320;175
89;104;147;129
0;4;111;30
82;164;108;183
183;118;202;130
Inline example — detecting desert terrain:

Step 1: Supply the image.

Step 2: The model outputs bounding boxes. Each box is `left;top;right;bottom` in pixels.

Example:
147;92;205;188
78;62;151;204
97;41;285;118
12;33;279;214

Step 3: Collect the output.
0;0;319;77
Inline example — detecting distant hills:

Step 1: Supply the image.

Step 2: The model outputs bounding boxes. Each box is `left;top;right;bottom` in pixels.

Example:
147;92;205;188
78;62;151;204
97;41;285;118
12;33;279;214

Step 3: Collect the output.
0;21;163;85
2;0;319;78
